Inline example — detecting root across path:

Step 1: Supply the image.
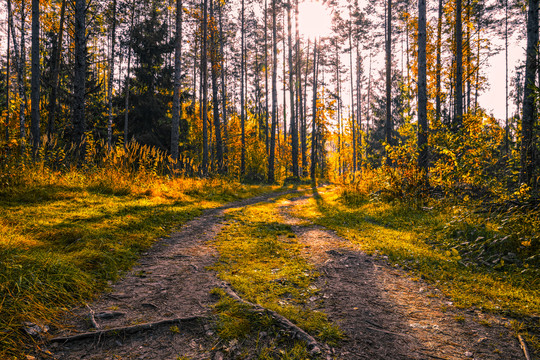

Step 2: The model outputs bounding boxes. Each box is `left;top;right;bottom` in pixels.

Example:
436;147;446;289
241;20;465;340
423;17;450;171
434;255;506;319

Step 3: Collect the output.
37;189;527;360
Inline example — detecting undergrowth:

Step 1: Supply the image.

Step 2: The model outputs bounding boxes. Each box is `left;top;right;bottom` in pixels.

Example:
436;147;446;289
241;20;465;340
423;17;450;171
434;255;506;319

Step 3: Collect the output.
0;141;280;358
210;199;343;359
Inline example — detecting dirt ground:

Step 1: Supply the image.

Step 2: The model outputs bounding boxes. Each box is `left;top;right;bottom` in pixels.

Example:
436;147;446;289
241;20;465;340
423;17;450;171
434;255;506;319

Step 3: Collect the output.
32;190;528;360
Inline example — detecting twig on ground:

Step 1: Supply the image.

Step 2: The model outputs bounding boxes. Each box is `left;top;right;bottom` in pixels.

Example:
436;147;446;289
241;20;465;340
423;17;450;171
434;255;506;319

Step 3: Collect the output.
86;304;100;330
49;315;208;343
518;334;531;360
219;282;324;355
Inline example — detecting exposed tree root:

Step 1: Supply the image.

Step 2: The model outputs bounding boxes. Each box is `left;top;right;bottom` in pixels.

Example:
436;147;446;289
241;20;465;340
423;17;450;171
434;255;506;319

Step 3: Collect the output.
49;315;209;343
219;282;325;355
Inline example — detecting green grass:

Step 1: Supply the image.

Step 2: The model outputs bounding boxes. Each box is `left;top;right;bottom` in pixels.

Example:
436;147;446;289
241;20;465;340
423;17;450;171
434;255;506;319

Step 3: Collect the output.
210;196;343;359
0;167;281;358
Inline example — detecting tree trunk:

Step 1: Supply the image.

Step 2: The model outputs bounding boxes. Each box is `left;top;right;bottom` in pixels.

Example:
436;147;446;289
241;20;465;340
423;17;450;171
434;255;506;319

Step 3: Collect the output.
268;0;278;183
301;40;309;176
418;0;428;179
521;0;539;187
31;0;40;157
435;0;443;123
240;0;246;176
73;0;86;155
171;0;183;164
264;0;269;154
454;0;463;130
10;0;27;152
5;2;11;143
287;0;298;178
124;0;135;147
218;2;228;171
310;40;318;182
107;0;117;150
47;0;66;140
385;0;393;164
210;0;223;173
201;0;209;175
348;5;356;178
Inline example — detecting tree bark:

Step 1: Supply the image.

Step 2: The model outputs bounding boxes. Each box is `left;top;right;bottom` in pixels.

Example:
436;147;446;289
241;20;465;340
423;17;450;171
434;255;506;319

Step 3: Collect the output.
268;0;278;183
201;0;209;175
418;0;428;180
218;2;228;171
73;0;86;155
454;0;463;130
521;0;539;187
240;0;246;177
46;0;66;140
171;0;183;164
348;5;356;178
310;40;318;182
107;0;117;150
287;0;298;178
210;0;223;173
385;0;393;164
435;0;443;123
124;0;136;147
5;2;11;143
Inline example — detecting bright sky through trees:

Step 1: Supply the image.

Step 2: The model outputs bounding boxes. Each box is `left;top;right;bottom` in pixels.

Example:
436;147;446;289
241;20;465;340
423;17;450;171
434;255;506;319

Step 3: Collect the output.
298;0;332;39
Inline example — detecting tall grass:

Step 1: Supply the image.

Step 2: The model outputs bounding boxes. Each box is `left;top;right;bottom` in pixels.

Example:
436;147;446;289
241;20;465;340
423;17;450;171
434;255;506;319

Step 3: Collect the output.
0;139;277;358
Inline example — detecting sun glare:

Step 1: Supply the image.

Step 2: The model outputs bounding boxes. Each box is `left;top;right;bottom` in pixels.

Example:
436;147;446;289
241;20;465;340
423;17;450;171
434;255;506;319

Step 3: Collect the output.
298;1;332;39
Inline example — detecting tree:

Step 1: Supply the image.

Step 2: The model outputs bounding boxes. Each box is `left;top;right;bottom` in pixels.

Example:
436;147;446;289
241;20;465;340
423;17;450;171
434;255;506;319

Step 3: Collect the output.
201;0;209;175
417;0;428;179
520;0;539;187
30;0;40;156
240;0;246;176
287;0;298;178
268;0;278;182
73;0;87;153
107;0;118;149
385;0;393;163
210;0;223;172
310;40;319;182
454;0;463;130
171;0;183;163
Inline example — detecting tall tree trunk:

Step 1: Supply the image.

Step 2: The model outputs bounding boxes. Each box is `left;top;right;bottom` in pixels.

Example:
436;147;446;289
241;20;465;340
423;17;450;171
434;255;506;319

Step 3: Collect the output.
336;44;342;177
31;0;40;157
5;4;11;143
124;0;135;147
107;0;117;150
171;0;182;163
240;0;246;176
504;0;509;155
435;0;443;123
301;40;309;176
219;2;228;171
210;0;223;172
521;0;539;187
201;0;209;175
356;47;362;172
10;0;27;151
264;0;269;154
47;0;66;139
454;0;463;130
310;40;318;182
287;0;298;178
268;0;278;183
348;5;356;178
73;0;86;155
418;0;428;179
385;0;393;164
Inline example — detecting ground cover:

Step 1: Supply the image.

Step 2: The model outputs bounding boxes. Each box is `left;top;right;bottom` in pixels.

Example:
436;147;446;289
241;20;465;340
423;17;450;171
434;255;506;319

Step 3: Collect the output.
292;186;539;353
0;168;280;358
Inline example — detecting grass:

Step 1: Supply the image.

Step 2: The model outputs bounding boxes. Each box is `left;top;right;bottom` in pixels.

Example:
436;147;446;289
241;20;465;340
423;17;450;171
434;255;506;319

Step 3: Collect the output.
293;186;539;352
0;164;281;358
210;196;343;359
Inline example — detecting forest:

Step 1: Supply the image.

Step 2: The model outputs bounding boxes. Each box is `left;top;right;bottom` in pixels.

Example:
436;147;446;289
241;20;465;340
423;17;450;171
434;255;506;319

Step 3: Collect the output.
0;0;539;358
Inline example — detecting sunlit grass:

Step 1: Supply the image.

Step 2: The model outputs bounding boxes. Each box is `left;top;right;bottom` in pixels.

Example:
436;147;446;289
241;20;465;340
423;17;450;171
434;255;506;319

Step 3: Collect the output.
295;188;540;318
0;163;280;358
210;197;343;357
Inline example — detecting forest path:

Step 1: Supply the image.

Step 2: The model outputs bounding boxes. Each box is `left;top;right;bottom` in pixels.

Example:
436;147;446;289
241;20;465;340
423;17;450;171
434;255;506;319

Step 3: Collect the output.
42;187;523;360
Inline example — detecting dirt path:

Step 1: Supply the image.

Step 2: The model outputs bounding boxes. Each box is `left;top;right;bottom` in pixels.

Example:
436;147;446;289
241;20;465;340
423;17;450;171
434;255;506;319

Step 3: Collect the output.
40;190;525;360
278;194;524;360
